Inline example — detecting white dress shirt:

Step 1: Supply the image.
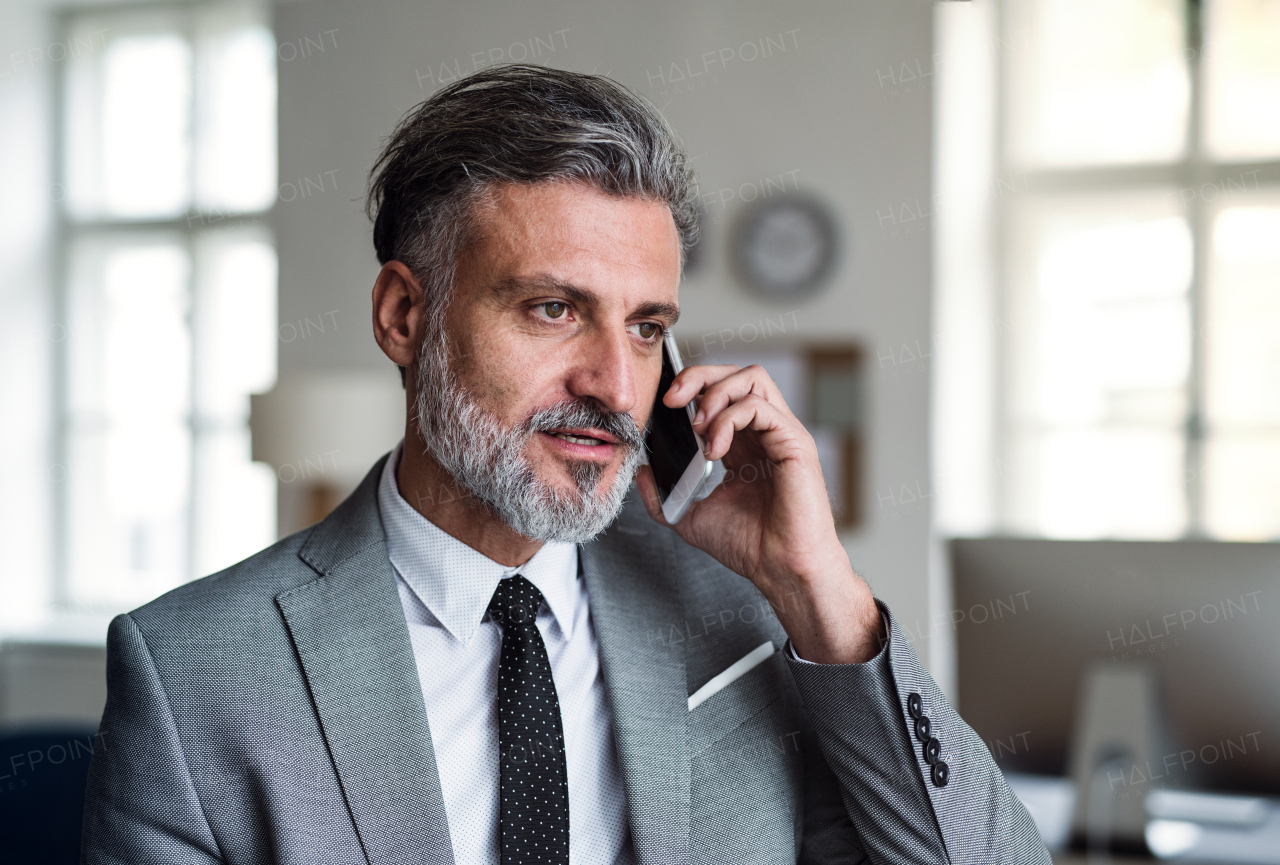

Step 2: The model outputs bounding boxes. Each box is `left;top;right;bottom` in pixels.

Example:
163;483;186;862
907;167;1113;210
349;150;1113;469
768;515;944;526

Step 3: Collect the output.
377;445;633;865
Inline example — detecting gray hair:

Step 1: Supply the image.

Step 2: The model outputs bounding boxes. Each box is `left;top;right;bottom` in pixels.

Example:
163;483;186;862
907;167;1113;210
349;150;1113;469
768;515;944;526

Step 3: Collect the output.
366;63;699;380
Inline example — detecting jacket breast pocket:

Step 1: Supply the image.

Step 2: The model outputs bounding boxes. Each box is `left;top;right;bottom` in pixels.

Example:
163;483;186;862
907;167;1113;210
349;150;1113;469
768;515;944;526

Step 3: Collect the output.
687;649;798;756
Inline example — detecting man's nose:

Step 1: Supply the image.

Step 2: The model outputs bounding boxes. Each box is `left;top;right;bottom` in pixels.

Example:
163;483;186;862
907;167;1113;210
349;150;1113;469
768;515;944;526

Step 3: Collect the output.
565;327;637;416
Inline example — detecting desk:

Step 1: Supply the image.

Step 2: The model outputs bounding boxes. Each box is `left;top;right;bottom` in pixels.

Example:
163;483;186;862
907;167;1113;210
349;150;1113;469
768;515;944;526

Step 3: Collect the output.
1009;773;1280;865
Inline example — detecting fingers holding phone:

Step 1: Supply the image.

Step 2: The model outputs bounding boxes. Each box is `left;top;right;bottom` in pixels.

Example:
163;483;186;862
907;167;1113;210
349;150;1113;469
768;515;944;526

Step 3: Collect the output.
639;336;805;525
639;334;838;575
638;333;881;665
665;359;815;473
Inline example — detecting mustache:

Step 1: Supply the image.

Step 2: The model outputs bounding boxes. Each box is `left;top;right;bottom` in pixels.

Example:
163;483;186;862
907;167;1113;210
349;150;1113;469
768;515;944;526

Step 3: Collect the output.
521;399;646;451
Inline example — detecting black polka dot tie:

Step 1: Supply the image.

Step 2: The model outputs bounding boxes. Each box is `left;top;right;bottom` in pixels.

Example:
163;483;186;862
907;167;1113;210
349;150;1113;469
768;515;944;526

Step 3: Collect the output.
488;575;569;865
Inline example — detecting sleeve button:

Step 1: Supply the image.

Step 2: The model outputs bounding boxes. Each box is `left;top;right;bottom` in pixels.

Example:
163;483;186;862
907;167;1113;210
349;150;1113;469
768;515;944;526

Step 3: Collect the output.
907;692;923;719
923;736;941;765
932;760;950;787
915;715;932;742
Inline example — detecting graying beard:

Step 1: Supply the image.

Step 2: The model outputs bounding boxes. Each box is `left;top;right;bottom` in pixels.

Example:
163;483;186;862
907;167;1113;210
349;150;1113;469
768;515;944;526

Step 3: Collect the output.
569;460;607;494
413;336;640;543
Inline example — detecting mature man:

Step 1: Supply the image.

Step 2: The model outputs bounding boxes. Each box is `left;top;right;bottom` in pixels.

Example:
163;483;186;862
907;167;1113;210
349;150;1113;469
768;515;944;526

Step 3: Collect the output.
83;66;1049;864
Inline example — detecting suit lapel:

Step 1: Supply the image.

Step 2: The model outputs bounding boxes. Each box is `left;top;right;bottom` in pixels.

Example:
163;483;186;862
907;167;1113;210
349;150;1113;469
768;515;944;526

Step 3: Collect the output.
276;460;693;865
581;512;690;865
277;456;455;865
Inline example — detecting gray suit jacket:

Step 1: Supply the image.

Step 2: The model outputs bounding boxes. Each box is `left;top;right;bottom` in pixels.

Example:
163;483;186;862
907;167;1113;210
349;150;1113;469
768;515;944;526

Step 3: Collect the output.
82;455;1049;864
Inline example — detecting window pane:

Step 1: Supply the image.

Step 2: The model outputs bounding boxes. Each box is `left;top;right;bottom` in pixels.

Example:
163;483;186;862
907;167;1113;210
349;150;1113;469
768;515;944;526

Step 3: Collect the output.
195;230;278;419
1005;0;1189;168
1204;434;1280;539
1206;205;1280;426
1203;203;1280;540
1014;204;1192;427
66;424;192;608
196;6;277;212
66;239;192;607
1014;428;1187;538
1204;0;1280;160
104;36;191;217
191;229;278;576
1037;218;1192;418
65;18;193;220
193;429;276;577
1006;193;1192;537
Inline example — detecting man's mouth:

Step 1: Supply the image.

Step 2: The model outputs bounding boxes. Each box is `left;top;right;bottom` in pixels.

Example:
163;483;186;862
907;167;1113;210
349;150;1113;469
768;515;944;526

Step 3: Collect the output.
542;426;623;449
550;432;607;446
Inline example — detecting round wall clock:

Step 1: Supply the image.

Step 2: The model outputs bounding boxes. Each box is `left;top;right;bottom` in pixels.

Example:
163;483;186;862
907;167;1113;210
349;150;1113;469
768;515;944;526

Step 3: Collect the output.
730;195;839;301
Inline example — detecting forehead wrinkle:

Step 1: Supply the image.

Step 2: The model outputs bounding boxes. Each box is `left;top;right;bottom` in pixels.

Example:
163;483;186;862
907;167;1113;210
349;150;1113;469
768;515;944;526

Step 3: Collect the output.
495;187;676;267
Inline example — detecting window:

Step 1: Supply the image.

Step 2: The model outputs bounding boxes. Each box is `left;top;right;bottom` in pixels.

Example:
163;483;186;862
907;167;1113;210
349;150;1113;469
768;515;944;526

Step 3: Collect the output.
57;3;277;609
939;0;1280;541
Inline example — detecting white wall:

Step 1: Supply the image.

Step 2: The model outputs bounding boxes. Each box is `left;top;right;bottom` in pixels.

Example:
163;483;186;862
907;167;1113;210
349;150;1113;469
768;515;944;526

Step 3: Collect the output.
270;0;942;673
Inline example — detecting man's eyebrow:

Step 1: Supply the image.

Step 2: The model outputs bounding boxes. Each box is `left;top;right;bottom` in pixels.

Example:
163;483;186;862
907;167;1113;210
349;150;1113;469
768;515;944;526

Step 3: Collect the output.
490;275;596;307
491;276;680;324
635;301;680;325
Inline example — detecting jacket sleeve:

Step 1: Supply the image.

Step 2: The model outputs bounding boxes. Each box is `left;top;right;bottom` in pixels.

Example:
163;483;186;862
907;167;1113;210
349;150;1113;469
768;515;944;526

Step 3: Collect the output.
785;602;1051;865
81;614;224;865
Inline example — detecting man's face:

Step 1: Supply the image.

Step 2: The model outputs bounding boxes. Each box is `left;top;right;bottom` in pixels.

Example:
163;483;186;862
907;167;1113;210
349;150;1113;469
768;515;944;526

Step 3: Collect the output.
420;182;682;538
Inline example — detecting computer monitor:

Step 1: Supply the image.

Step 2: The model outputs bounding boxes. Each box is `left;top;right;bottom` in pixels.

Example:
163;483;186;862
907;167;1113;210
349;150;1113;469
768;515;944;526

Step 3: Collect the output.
951;538;1280;794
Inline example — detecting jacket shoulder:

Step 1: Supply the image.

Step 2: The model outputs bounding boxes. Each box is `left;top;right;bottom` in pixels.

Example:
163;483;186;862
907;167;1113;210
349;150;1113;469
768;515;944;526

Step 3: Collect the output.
127;454;391;641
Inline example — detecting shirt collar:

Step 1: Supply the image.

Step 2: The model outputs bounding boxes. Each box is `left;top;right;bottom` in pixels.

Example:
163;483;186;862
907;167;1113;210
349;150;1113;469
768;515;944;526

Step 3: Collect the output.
377;442;579;646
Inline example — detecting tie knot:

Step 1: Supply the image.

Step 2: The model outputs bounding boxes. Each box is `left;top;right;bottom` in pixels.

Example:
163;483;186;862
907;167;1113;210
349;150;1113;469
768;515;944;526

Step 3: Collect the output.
488;574;544;628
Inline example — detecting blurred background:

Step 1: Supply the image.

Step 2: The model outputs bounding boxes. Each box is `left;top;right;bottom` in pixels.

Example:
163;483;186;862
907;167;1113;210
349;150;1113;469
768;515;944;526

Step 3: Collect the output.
0;0;1278;860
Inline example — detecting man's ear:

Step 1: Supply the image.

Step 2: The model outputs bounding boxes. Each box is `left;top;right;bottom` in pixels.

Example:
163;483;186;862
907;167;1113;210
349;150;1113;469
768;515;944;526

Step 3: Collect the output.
372;261;426;369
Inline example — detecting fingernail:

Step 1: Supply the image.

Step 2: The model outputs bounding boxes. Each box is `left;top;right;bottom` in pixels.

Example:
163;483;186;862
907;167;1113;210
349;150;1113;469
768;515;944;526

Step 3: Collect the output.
693;410;704;425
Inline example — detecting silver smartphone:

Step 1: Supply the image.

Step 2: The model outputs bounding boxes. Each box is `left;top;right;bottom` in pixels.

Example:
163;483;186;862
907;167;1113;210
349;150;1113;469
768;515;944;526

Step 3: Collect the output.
646;332;715;523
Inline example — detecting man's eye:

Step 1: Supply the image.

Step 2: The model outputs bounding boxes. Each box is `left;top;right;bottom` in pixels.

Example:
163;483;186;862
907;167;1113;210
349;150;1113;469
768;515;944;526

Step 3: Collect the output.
541;302;568;319
631;322;662;340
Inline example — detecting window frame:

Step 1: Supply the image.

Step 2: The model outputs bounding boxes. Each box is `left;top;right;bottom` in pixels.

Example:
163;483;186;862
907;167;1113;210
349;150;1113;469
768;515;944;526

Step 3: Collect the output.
993;0;1280;538
51;1;277;610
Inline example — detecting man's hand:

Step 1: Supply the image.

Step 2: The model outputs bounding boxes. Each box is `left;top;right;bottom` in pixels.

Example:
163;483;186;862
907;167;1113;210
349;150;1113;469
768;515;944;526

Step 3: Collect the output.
636;363;884;664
